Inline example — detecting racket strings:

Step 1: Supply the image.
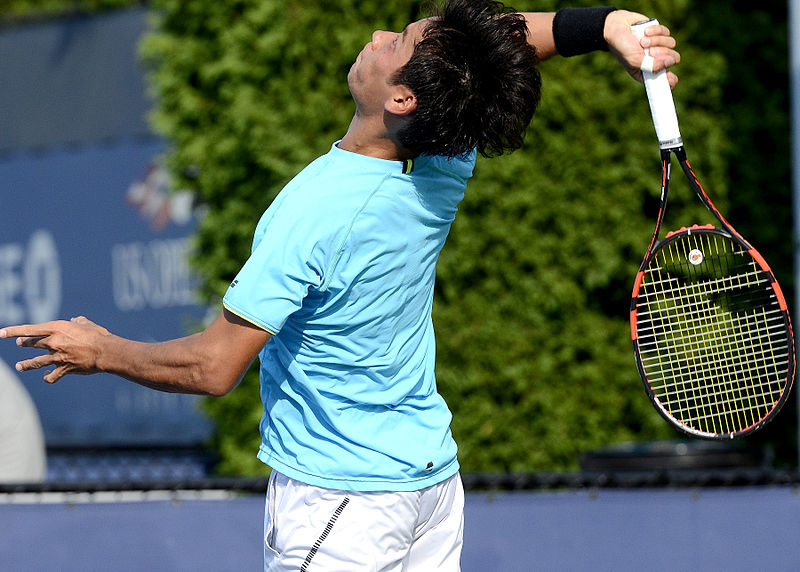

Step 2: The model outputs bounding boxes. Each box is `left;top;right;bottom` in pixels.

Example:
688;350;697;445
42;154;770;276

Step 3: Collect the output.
646;239;785;433
665;239;781;434
640;272;771;305
635;232;791;436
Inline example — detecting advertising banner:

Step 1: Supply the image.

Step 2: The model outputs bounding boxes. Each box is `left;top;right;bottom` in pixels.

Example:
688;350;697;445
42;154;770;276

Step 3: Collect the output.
0;140;211;446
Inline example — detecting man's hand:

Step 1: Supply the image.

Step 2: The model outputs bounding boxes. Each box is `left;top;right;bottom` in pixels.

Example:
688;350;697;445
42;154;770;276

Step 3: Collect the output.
604;10;680;88
1;309;270;396
0;316;111;384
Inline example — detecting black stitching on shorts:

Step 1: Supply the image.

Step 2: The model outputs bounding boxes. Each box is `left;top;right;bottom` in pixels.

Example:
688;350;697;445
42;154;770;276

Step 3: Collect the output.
300;496;350;571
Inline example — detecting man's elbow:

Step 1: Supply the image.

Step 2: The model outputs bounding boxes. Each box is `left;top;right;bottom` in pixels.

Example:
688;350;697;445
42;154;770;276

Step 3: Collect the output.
195;362;247;397
198;372;240;397
203;383;233;398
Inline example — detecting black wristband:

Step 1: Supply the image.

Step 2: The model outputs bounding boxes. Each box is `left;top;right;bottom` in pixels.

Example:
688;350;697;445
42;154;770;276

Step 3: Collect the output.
552;6;617;57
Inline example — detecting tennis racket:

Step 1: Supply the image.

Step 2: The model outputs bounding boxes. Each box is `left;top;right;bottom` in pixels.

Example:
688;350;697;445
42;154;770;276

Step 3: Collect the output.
630;19;795;439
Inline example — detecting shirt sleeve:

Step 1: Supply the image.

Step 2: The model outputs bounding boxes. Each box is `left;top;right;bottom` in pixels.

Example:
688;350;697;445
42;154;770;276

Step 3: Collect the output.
222;190;335;335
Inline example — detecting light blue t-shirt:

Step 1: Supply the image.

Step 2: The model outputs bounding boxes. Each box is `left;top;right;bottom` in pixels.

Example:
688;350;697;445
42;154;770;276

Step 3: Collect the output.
223;142;475;491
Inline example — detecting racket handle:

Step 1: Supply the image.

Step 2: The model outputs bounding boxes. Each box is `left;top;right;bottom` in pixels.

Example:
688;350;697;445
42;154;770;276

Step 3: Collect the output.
631;19;682;150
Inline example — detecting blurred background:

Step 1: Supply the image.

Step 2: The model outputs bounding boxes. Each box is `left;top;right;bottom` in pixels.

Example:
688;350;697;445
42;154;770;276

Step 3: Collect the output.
0;0;798;570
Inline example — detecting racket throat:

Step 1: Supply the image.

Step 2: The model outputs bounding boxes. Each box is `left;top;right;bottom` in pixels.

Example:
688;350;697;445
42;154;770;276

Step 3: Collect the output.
643;151;676;263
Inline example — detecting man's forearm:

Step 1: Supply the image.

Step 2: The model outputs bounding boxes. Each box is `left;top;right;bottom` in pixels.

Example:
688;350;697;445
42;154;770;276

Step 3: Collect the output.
521;13;557;61
523;7;620;61
97;332;233;396
1;309;269;394
523;8;680;87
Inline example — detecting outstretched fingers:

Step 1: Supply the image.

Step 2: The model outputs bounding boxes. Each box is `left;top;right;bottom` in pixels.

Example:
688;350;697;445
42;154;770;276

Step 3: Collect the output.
16;353;55;376
1;323;57;341
1;324;55;359
0;318;106;382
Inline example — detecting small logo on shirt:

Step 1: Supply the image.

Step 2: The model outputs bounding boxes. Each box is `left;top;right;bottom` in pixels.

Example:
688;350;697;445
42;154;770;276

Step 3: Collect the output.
425;461;434;472
230;279;239;288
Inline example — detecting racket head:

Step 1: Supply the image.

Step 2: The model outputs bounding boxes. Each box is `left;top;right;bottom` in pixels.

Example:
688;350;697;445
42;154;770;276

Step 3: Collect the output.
631;225;795;439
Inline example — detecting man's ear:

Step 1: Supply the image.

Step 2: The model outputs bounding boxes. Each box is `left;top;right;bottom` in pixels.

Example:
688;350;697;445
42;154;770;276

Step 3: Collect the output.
385;84;417;116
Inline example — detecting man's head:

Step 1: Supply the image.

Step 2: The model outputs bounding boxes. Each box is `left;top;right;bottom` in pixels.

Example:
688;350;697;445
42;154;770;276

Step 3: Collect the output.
390;0;541;158
348;19;429;124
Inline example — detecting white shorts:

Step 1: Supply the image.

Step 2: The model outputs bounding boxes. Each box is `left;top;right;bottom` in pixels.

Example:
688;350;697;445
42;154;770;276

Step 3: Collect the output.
263;471;464;571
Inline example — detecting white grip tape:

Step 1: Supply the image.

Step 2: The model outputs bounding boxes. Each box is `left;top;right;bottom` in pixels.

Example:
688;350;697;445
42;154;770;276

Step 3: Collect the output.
640;54;655;74
631;19;682;149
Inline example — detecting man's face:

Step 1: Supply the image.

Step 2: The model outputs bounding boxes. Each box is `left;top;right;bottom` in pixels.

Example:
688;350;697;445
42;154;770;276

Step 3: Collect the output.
348;19;427;115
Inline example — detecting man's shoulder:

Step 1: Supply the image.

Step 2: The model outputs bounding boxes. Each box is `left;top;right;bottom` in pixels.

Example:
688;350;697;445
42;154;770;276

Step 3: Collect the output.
272;144;476;219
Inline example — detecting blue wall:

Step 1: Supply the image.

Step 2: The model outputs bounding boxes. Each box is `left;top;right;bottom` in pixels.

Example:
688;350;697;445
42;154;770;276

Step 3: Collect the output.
0;9;153;152
2;487;800;571
0;136;211;447
0;9;211;447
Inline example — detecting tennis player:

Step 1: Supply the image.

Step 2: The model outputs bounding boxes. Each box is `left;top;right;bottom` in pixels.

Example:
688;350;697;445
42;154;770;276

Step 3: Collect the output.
1;2;679;570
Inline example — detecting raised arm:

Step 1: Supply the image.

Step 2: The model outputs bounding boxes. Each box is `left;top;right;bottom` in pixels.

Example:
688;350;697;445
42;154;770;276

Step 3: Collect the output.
0;308;271;396
521;12;558;60
522;8;680;87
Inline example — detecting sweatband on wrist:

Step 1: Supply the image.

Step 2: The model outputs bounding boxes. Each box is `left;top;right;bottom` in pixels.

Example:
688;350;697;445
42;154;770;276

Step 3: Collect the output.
552;6;617;57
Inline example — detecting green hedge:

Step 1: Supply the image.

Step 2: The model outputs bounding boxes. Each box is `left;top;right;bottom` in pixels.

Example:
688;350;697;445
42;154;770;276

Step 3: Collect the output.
9;0;783;473
8;0;791;472
141;0;794;473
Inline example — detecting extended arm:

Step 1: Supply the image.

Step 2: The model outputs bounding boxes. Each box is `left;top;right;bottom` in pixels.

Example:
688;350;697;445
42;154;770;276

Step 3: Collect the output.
522;9;680;87
0;308;271;396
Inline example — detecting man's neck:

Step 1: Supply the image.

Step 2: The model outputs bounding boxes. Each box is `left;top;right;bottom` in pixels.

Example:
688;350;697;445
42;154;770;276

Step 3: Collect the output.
338;114;416;161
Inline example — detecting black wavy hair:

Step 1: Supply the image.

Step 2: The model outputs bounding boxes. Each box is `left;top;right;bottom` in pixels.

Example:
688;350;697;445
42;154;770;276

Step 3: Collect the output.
391;0;541;158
